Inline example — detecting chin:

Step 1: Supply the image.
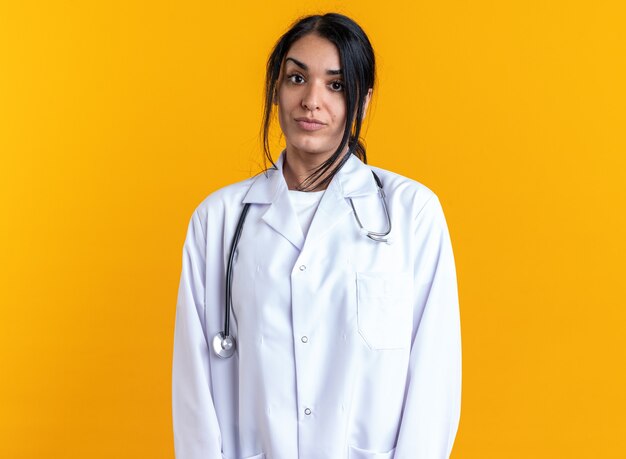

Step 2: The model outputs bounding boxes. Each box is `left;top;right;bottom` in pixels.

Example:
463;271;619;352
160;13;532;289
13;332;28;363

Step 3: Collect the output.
293;146;334;157
289;137;339;156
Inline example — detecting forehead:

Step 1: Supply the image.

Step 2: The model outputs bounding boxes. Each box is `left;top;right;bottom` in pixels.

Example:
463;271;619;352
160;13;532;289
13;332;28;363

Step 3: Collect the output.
284;33;341;69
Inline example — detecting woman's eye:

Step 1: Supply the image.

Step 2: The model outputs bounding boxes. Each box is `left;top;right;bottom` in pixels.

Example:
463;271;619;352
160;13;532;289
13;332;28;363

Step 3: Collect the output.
288;74;305;84
330;81;344;92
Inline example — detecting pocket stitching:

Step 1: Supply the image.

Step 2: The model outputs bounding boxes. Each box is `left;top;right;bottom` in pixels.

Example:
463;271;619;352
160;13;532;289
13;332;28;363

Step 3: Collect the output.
356;272;413;350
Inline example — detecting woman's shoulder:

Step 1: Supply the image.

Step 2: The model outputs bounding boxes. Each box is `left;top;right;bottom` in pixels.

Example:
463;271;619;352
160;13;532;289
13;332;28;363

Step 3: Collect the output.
191;175;258;219
367;166;452;243
369;165;440;211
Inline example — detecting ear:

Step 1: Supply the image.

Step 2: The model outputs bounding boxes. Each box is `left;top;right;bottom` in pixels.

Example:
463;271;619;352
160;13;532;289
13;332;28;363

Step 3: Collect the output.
273;71;282;105
362;88;373;116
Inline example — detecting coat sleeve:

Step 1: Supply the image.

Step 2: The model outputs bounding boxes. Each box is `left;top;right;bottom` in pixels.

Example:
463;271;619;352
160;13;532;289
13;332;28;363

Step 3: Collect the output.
394;196;462;459
172;209;223;459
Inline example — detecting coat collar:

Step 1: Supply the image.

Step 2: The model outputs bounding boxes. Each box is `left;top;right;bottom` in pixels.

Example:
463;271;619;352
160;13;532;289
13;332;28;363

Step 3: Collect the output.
242;152;378;204
241;152;378;251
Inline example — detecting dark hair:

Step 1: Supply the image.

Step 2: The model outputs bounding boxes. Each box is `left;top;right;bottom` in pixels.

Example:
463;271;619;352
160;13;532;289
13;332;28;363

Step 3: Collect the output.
261;13;376;190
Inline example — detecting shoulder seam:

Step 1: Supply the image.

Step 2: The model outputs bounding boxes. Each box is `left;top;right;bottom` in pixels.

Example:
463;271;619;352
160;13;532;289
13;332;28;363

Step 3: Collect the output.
414;194;438;221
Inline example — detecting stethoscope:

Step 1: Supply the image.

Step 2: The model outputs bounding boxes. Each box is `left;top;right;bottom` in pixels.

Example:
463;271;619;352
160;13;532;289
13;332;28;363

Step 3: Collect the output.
212;171;391;358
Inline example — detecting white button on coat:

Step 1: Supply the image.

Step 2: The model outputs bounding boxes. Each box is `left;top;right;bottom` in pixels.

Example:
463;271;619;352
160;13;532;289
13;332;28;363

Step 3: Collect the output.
172;153;461;459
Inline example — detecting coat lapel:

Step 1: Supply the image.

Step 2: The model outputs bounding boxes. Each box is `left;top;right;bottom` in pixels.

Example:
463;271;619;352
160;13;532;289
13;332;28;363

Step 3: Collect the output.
243;156;304;251
303;154;379;248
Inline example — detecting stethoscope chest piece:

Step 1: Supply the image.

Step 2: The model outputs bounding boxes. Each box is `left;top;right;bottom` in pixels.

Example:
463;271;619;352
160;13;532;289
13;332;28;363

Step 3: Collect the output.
212;332;236;359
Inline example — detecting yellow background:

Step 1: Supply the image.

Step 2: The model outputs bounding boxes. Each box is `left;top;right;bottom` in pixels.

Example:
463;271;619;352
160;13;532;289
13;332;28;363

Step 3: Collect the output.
1;0;625;457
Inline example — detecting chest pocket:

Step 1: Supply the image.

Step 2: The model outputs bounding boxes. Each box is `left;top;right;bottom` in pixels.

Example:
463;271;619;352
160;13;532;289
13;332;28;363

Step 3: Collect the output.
356;272;413;350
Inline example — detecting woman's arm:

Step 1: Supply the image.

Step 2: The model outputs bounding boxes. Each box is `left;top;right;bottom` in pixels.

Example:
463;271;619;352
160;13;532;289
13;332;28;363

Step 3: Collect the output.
172;210;223;459
394;196;462;459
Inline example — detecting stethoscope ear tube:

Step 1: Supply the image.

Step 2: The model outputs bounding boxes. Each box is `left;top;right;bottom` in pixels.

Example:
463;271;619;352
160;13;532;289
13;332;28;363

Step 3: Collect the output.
213;202;251;359
348;171;392;243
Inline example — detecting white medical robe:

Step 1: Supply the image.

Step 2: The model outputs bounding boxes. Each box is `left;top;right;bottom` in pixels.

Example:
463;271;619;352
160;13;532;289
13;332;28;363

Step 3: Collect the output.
172;153;461;459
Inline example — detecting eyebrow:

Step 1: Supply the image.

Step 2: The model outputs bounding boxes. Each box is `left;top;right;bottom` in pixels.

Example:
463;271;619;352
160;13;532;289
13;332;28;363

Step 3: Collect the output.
285;57;342;75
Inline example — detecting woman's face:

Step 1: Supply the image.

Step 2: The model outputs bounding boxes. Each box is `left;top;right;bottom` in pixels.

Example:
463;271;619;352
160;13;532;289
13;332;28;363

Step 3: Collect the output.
276;33;347;162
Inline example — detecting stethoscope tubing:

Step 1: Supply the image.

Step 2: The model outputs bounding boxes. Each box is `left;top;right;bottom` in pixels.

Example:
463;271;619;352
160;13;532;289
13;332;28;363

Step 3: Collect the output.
224;202;251;338
213;170;391;358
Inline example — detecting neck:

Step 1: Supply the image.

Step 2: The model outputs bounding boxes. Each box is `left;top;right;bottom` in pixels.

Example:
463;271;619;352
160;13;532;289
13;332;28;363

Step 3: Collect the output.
283;148;347;191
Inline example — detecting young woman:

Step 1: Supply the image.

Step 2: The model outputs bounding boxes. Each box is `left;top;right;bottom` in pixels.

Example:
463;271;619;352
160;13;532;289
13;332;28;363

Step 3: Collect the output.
173;13;461;459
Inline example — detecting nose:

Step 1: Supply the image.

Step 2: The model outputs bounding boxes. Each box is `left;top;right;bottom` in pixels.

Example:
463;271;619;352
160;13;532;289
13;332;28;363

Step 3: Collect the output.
301;82;321;112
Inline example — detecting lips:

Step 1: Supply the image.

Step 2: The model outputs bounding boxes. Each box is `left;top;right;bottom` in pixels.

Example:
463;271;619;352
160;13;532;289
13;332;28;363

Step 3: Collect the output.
295;117;326;131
